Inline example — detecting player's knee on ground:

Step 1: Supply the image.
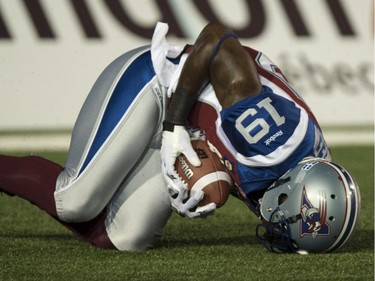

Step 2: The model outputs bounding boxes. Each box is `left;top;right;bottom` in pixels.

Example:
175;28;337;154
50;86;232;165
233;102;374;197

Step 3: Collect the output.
107;198;172;251
117;228;163;252
55;195;103;223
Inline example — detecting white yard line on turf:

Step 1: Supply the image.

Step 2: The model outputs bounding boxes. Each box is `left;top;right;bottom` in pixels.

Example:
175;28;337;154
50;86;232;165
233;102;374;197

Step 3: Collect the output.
0;134;71;151
0;130;373;151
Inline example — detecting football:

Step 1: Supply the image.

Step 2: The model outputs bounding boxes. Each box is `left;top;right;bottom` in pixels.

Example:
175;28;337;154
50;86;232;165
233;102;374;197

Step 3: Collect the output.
174;139;232;207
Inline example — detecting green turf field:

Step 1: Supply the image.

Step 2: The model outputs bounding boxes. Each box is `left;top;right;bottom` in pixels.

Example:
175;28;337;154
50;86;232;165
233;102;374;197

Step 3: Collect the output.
0;145;373;281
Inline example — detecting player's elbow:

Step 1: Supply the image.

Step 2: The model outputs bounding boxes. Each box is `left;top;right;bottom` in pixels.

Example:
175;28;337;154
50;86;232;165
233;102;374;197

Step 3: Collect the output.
201;22;232;40
196;22;233;53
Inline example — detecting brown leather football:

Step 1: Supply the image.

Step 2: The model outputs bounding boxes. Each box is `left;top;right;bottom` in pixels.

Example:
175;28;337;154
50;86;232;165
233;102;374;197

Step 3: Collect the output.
174;139;232;207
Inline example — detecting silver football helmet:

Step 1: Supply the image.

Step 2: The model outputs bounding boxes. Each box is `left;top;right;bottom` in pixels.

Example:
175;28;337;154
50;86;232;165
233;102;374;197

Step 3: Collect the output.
257;158;361;254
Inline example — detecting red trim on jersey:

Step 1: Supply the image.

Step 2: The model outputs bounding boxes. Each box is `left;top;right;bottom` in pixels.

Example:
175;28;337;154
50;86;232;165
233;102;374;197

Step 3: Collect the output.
188;102;257;208
243;46;321;128
188;102;241;185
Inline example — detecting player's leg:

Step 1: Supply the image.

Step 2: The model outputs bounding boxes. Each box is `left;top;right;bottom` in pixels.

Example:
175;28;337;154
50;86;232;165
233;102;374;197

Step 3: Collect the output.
54;46;165;223
0;155;62;216
0;154;116;249
105;148;172;251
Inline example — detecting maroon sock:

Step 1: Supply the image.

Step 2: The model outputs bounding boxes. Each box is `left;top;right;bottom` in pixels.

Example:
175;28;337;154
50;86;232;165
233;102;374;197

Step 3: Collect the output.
0;155;115;249
0;155;62;216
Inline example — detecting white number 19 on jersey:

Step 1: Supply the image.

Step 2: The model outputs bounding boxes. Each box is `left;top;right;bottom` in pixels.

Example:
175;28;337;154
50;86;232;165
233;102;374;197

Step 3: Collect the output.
235;97;285;144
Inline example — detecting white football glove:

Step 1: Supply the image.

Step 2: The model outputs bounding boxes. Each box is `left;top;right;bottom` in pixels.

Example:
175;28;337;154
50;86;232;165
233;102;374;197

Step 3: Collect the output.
161;125;216;217
170;188;216;218
161;125;201;195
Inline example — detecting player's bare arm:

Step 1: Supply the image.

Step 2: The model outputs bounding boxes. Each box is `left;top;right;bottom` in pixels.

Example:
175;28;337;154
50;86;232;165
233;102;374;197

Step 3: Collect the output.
165;22;262;126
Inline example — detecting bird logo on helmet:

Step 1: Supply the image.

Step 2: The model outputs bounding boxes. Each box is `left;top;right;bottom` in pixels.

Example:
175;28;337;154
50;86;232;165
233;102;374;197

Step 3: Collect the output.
300;187;331;238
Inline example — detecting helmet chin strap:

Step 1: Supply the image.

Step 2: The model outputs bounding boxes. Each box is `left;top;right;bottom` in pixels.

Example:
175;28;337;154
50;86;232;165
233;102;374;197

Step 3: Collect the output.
256;207;302;254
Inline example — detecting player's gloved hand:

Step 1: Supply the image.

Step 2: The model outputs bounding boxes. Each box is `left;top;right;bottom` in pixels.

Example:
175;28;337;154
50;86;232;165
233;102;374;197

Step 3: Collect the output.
161;121;216;217
160;122;201;195
169;186;217;218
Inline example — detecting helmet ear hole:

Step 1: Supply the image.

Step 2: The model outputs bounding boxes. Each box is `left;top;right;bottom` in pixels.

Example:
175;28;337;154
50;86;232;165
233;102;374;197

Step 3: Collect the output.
278;193;288;205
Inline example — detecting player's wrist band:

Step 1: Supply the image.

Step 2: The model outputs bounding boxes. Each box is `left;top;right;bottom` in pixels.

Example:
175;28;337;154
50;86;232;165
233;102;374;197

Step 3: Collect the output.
162;120;188;132
165;89;197;127
162;120;178;132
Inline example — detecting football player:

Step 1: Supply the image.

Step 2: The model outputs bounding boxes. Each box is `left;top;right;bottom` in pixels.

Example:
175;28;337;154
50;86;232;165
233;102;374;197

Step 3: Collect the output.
160;22;360;253
0;22;360;253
